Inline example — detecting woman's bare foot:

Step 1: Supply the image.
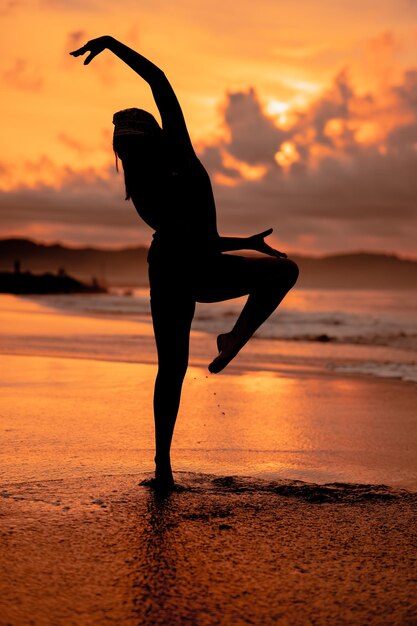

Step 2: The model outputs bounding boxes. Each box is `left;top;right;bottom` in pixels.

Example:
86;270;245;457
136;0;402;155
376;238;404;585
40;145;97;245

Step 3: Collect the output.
153;458;175;490
208;332;241;374
139;456;176;490
140;460;187;492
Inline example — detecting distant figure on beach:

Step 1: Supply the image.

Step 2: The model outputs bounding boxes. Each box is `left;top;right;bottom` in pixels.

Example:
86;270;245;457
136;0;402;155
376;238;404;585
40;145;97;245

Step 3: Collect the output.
70;37;299;489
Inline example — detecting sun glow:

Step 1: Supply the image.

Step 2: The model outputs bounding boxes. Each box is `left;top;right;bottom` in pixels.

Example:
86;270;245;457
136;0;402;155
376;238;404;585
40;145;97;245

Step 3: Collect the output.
354;121;381;145
274;141;299;170
266;99;292;127
266;99;289;116
213;172;239;187
221;150;268;183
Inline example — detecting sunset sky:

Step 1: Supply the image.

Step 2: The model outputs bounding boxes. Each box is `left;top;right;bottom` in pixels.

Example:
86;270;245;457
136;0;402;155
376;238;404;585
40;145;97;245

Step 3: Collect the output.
1;0;417;256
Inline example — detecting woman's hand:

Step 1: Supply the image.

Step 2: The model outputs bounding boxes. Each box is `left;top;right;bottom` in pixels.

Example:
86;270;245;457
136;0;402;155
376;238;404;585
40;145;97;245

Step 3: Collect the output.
69;36;113;65
248;228;287;258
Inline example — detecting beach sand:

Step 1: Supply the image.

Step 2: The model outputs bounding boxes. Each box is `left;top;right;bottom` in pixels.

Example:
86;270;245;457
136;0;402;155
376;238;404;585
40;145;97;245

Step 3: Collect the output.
1;295;416;624
1;474;416;626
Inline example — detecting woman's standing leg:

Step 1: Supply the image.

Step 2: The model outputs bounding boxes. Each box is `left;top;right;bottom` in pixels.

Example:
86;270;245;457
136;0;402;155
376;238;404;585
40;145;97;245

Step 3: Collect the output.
150;289;195;487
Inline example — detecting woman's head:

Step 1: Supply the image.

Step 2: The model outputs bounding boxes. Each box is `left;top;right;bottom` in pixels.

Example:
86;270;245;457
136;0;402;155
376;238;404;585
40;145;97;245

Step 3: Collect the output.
112;108;164;199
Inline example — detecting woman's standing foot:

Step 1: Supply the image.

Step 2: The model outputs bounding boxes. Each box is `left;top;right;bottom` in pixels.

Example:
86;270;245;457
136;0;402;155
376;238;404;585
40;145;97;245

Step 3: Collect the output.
154;457;175;490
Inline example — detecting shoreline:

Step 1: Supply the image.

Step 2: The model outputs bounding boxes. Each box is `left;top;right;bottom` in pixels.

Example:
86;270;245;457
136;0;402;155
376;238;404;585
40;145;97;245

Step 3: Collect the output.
2;292;417;384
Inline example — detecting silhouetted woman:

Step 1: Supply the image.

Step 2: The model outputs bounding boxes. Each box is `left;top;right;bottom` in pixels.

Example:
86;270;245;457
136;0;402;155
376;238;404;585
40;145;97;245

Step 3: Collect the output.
71;37;299;489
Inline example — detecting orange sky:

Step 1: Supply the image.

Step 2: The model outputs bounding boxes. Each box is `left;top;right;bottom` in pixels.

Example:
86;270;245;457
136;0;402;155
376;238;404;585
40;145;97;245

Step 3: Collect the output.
1;0;417;255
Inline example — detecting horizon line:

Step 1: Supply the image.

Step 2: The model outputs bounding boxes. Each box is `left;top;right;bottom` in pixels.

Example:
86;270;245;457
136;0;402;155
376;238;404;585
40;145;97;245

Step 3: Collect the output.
1;236;417;262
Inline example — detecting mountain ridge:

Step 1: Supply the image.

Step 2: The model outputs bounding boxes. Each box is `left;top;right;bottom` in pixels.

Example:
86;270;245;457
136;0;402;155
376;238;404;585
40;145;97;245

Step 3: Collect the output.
1;238;416;289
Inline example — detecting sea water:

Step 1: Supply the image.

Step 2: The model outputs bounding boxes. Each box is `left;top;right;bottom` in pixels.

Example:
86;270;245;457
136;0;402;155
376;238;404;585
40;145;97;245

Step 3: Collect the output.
30;288;417;383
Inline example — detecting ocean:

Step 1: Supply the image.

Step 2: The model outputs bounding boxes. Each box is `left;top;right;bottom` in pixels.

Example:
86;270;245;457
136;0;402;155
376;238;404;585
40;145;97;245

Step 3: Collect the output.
26;287;417;383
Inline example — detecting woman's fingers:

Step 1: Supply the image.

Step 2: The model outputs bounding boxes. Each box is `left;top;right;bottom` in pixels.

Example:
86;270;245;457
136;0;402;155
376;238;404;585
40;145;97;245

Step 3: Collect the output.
271;251;287;259
263;243;287;258
70;37;110;61
257;228;273;238
69;42;94;57
69;44;100;65
83;51;97;65
69;47;86;57
251;228;286;258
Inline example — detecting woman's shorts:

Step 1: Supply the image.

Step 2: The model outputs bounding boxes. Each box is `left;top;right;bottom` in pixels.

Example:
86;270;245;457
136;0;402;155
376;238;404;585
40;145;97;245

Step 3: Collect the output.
148;247;249;305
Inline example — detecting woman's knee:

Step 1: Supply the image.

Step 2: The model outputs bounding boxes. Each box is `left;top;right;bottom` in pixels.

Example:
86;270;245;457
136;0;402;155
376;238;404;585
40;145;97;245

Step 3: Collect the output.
282;258;299;288
157;358;189;384
263;258;299;289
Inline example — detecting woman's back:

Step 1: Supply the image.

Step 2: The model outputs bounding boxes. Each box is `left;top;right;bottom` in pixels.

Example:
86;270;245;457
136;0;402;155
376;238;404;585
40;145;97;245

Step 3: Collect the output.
130;153;220;254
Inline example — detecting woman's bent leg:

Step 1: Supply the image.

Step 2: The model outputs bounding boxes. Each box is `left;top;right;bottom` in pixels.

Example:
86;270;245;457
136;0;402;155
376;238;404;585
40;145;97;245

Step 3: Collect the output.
151;291;195;487
210;258;299;373
196;256;299;373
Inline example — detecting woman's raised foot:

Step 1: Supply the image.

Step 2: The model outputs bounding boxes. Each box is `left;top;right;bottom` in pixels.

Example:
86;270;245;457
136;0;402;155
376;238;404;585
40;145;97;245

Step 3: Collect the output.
208;332;240;374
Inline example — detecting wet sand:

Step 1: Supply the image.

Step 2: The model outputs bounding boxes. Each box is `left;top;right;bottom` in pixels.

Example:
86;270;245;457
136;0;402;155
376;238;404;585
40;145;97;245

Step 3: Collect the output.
1;295;417;624
1;474;416;625
1;352;416;488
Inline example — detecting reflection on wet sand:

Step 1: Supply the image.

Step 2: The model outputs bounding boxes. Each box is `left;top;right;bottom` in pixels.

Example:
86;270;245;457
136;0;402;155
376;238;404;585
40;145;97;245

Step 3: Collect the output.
1;351;416;488
1;474;415;625
133;492;181;623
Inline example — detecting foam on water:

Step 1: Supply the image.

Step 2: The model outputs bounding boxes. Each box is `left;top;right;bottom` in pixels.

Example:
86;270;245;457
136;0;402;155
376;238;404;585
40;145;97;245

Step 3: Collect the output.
27;288;417;383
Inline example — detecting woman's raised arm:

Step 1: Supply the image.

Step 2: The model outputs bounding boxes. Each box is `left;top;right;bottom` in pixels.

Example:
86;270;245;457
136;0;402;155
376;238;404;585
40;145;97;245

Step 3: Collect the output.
70;36;194;155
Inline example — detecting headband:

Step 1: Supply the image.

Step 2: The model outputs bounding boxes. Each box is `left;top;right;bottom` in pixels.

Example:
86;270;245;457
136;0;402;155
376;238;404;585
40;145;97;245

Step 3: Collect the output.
112;108;160;138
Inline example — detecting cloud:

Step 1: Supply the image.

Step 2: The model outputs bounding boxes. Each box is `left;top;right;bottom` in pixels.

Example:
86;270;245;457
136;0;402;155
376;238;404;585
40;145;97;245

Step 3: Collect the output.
66;30;88;51
2;58;44;92
41;0;100;11
392;68;417;114
57;133;90;155
222;88;287;165
1;58;417;255
0;0;20;15
196;64;417;254
295;69;356;149
0;162;151;245
365;31;401;89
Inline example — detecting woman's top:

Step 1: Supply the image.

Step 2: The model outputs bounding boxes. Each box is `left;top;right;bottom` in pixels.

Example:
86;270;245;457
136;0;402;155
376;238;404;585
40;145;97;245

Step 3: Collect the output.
129;66;220;260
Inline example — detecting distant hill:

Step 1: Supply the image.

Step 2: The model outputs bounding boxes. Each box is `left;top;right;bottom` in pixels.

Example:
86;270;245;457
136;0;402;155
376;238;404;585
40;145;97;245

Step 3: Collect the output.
0;238;416;289
0;239;148;287
0;267;106;295
291;251;417;289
